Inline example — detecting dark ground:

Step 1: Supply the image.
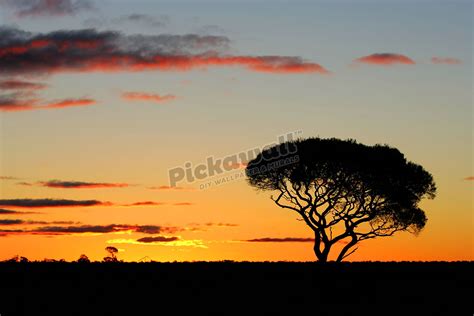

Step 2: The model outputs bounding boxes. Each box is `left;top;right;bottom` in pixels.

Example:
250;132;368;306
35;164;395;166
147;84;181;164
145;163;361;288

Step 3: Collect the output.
0;261;472;316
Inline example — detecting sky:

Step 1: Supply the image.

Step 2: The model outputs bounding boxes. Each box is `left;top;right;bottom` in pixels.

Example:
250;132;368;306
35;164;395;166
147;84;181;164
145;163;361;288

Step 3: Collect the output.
0;0;472;262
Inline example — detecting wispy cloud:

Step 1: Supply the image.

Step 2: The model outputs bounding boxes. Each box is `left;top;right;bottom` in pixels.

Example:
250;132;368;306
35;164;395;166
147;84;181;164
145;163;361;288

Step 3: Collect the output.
113;14;170;28
122;201;166;207
0;198;109;208
354;53;415;66
244;237;315;242
0;223;179;236
0;27;329;76
0;0;94;17
148;185;196;191
431;57;462;65
0;80;48;90
136;236;179;243
0;208;39;215
173;202;194;206
122;92;176;104
38;180;129;189
0;219;78;225
464;176;474;181
0;95;96;112
107;237;206;248
0;176;18;180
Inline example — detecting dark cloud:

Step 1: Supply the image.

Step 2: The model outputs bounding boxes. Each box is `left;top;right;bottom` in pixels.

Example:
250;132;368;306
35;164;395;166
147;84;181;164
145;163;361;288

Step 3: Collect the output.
122;201;166;207
135;225;180;234
0;219;78;225
245;237;315;242
0;223;179;236
39;180;129;189
0;219;23;225
173;202;193;206
0;0;94;17
0;27;328;76
136;236;180;243
0;80;48;90
0;198;108;208
0;208;39;215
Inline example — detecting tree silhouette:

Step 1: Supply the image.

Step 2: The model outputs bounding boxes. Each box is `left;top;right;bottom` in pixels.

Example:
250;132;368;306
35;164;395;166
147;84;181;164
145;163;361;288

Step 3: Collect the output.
77;254;90;263
246;137;436;262
103;246;118;262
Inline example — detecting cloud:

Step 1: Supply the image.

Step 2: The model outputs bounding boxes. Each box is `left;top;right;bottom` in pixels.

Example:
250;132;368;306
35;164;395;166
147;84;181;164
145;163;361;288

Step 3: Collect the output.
0;223;176;236
464;176;474;181
0;198;108;208
122;92;176;103
0;219;23;225
122;201;166;207
107;238;206;248
0;95;96;112
38;180;129;189
0;208;39;215
0;80;48;90
0;0;94;17
136;236;180;243
204;222;239;227
148;185;196;191
113;14;170;28
173;202;193;206
0;27;328;76
354;53;415;66
245;237;315;242
0;176;18;180
186;222;239;231
431;57;462;65
0;219;78;225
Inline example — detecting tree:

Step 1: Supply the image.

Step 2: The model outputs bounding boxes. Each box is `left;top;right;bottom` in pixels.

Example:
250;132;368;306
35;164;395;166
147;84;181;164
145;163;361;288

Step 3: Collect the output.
77;254;90;263
245;137;436;262
103;246;118;262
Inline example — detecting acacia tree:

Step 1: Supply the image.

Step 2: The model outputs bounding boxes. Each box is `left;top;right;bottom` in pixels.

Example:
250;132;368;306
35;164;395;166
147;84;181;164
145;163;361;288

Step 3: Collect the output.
246;138;436;262
104;246;118;262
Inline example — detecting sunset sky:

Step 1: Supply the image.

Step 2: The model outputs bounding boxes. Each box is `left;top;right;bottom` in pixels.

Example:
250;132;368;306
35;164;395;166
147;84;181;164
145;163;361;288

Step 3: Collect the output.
0;0;472;262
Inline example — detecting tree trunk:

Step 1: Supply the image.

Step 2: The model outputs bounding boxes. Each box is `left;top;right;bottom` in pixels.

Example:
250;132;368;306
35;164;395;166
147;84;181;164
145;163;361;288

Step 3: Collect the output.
313;231;329;262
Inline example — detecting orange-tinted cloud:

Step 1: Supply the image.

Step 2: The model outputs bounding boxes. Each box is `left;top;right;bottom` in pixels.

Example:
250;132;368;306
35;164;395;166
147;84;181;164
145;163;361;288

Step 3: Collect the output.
38;180;129;189
354;53;415;66
464;176;474;181
0;80;48;90
431;57;462;65
42;99;95;109
122;92;176;103
0;28;328;76
0;96;96;112
0;198;109;208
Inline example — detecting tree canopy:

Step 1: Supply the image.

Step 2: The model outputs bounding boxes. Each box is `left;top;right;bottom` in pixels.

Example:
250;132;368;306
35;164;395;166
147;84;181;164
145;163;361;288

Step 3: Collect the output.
246;137;436;262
